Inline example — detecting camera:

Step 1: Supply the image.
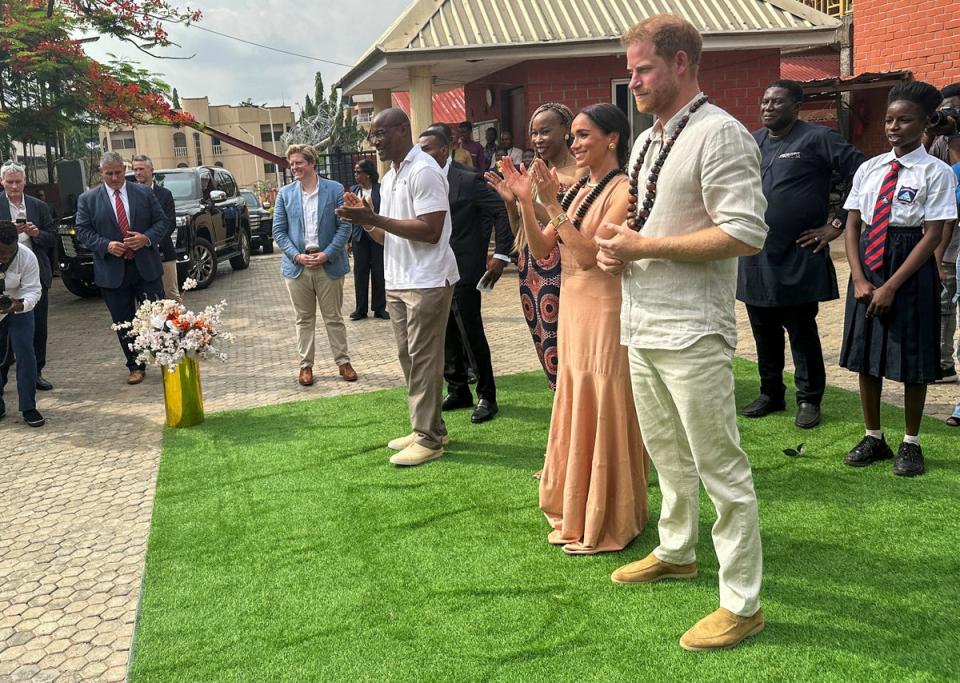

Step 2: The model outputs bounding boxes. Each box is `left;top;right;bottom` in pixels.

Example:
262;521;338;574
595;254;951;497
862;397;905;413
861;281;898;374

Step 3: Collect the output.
930;105;960;130
0;294;12;310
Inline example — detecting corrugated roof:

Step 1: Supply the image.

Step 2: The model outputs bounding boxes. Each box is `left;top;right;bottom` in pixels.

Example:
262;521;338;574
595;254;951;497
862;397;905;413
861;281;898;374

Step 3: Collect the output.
781;53;840;81
392;89;466;123
405;0;834;49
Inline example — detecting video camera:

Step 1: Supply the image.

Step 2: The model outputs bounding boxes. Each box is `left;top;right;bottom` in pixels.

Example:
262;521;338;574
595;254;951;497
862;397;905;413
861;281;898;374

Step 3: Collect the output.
930;105;960;130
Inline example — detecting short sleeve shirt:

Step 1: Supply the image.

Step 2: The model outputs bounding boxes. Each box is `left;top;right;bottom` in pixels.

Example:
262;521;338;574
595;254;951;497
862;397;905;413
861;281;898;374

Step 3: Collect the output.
379;145;460;289
620;94;769;351
843;146;957;226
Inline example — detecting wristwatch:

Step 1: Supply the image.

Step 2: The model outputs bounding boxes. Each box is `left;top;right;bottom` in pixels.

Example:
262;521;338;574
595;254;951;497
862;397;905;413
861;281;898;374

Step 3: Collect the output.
830;217;844;230
548;212;570;231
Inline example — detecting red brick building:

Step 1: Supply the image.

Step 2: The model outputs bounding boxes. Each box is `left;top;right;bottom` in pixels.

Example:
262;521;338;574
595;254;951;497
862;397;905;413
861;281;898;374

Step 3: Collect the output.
337;0;841;151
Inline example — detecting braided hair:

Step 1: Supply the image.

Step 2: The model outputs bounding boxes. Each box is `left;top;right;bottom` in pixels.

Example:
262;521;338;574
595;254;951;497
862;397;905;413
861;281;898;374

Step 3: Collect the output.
529;102;575;146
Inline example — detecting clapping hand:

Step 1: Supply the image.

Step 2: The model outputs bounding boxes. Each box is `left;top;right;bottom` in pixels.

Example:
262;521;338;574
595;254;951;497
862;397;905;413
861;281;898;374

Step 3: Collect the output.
336;192;376;225
529;159;560;202
485;171;515;204
499;159;533;202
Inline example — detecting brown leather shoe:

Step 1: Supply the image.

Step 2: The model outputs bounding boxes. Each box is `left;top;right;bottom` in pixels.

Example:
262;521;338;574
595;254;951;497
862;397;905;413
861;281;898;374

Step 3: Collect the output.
680;607;765;651
339;362;358;382
298;366;314;386
611;552;697;584
127;369;145;385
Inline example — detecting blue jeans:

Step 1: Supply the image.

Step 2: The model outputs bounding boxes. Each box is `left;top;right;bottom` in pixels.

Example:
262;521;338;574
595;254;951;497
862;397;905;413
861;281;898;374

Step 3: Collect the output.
0;311;38;413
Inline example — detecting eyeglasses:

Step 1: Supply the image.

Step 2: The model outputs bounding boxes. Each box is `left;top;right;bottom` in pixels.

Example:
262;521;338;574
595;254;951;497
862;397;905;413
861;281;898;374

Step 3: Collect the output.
366;124;400;143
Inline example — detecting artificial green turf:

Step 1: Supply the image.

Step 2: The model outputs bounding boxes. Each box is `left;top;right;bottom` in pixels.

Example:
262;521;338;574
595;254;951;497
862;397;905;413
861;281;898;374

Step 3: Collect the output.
129;359;960;682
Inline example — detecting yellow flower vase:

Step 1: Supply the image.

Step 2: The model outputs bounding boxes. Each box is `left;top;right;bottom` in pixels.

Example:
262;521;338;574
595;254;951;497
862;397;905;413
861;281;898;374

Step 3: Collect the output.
162;356;205;428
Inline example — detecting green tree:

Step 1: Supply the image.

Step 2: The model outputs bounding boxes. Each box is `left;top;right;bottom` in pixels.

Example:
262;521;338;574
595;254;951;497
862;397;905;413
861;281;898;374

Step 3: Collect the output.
172;87;181;109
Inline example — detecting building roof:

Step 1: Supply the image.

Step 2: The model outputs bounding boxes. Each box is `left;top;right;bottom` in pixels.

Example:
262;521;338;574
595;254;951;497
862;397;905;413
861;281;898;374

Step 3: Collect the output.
392;89;466;123
338;0;841;95
781;53;840;81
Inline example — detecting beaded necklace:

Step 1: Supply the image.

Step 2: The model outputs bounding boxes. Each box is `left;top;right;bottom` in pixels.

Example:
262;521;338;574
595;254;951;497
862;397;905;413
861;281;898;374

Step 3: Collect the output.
559;168;622;230
627;95;709;231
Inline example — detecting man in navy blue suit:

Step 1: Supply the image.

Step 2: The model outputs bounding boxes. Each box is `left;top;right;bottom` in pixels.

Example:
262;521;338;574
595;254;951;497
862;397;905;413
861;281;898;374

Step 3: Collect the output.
132;154;178;301
0;161;57;391
75;152;168;384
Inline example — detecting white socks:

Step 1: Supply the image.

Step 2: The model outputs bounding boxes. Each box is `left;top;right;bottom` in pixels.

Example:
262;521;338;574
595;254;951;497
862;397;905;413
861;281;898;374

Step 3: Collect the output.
865;429;920;446
866;429;883;439
903;434;920;446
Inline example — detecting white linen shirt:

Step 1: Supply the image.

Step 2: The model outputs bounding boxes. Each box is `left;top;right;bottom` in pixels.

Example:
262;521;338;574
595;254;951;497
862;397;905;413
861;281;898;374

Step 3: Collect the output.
620;94;769;351
380;145;459;289
0;245;41;323
843;146;957;226
301;183;320;250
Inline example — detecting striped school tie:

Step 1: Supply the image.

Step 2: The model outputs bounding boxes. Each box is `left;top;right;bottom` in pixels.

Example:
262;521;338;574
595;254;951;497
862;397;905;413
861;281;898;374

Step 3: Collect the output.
864;160;902;272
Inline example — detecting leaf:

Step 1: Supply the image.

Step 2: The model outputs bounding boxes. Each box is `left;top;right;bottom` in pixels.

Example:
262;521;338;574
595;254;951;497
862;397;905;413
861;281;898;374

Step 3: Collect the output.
782;443;805;458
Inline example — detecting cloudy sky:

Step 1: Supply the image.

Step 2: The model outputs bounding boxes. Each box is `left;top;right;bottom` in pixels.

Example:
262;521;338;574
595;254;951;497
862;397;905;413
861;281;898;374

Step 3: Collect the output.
84;0;413;114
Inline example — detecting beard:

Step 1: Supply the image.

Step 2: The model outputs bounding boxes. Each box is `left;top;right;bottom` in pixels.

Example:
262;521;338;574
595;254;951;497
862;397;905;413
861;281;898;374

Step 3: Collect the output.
632;77;681;116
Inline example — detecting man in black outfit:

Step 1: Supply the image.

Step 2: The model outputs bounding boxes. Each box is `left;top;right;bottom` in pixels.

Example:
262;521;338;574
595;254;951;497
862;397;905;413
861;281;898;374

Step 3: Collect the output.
132;155;177;300
737;80;865;428
419;127;513;423
0;161;56;391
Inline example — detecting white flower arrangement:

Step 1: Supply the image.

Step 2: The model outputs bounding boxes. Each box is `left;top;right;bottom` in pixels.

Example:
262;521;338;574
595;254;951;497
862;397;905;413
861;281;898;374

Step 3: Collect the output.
112;278;235;371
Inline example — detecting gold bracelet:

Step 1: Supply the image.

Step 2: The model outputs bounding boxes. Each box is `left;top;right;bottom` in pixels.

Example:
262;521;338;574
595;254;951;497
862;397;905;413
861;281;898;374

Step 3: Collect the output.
548;212;569;231
362;225;375;233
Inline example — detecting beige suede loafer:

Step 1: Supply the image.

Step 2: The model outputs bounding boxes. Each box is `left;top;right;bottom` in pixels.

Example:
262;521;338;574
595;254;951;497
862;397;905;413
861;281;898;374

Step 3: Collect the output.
611;552;697;584
680;607;765;652
389;442;443;467
387;432;450;451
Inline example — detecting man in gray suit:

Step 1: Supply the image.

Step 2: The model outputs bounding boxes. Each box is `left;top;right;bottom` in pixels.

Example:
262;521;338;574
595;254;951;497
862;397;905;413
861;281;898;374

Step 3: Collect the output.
75;152;168;384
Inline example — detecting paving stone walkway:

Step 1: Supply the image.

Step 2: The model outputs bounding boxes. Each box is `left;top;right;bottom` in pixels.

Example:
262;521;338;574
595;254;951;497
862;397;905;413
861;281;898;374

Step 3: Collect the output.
1;247;956;681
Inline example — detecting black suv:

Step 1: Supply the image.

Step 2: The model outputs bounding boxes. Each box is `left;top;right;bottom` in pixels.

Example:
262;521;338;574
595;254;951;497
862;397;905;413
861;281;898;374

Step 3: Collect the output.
58;166;252;295
240;189;273;253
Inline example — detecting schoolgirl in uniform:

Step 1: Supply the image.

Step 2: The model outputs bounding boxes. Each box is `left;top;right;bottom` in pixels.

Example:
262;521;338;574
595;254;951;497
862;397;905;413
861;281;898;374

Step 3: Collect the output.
839;80;958;476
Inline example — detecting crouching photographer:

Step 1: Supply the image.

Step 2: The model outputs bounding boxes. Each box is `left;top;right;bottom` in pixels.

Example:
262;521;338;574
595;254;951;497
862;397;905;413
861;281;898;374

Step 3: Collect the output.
925;84;960;382
0;220;44;426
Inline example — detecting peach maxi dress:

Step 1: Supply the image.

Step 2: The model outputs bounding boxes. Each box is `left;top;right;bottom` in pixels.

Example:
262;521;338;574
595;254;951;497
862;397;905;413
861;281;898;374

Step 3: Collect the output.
538;175;649;554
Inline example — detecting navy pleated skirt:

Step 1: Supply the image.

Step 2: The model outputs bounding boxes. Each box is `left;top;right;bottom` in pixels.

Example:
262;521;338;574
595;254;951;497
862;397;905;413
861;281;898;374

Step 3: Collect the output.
839;226;941;384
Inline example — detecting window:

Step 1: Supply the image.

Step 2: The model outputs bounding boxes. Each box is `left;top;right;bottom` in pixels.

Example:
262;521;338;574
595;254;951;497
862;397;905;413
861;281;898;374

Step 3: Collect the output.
109;131;136;150
173;132;187;157
214;170;237;197
214;161;224;167
260;124;284;143
177;162;188;168
612;80;654;145
211;136;222;156
193;132;203;166
101;137;108;151
264;162;277;174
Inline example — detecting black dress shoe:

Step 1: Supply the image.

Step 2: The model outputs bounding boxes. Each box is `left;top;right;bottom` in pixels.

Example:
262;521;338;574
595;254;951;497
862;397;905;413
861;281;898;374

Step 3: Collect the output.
892;442;925;477
844;434;894;467
795;402;821;429
442;393;473;411
23;409;45;427
373;310;390;320
741;395;786;418
471;399;498;423
36;376;53;391
349;311;367;320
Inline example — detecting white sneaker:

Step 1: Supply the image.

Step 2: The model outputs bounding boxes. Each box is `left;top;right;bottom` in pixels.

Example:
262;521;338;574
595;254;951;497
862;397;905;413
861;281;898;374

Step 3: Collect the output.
387;432;450;450
389;442;444;466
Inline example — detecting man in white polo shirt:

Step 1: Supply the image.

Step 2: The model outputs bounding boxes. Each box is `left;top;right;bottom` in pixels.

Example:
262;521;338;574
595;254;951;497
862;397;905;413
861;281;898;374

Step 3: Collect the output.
337;108;459;467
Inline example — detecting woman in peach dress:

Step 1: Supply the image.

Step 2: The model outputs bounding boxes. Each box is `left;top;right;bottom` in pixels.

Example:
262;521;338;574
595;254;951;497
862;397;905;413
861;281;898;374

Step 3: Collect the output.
502;103;648;554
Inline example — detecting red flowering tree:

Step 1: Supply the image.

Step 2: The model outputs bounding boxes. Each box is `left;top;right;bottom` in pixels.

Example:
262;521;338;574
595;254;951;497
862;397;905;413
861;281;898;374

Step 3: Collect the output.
0;0;201;177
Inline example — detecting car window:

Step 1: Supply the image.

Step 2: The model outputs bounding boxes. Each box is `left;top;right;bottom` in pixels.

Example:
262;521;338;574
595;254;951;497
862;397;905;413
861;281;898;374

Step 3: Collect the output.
199;169;213;199
214;170;237;197
240;191;259;210
154;172;197;202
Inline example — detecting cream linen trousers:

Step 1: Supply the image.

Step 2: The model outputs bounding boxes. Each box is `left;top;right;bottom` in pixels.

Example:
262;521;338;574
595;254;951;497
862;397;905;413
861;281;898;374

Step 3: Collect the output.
627;334;762;616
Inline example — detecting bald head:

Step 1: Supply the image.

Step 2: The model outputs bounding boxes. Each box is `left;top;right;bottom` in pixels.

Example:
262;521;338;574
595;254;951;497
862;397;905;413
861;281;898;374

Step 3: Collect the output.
368;107;414;165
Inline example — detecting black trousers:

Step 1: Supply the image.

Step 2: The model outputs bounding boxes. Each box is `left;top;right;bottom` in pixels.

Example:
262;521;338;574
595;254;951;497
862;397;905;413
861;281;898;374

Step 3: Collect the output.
101;262;165;370
0;285;48;386
444;284;496;402
746;302;825;405
352;236;386;315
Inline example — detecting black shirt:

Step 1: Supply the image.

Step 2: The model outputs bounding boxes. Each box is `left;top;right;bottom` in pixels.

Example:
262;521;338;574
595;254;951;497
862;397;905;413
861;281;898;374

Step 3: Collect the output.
737;120;865;306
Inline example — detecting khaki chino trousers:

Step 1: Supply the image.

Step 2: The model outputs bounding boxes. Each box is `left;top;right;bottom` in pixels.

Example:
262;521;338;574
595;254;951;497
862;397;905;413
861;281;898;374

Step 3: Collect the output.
387;285;454;449
627;334;763;617
284;266;350;369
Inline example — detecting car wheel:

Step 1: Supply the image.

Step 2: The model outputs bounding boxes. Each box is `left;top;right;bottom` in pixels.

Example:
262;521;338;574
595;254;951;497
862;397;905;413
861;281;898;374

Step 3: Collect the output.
61;274;100;298
230;230;251;270
261;238;274;254
190;237;217;289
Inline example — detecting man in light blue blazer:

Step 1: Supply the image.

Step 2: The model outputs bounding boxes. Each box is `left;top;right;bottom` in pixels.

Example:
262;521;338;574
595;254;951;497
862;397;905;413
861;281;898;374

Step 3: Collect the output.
273;144;357;386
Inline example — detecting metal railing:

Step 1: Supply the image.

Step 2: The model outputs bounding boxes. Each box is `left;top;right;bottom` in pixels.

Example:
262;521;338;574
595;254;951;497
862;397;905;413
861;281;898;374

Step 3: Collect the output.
315;151;378;187
174;146;188;157
797;0;852;16
212;144;222;156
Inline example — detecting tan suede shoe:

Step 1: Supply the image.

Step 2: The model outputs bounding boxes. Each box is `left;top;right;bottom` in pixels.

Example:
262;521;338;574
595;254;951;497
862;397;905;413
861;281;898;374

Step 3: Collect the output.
680;607;765;652
611;552;697;584
387;432;450;451
389;442;443;467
